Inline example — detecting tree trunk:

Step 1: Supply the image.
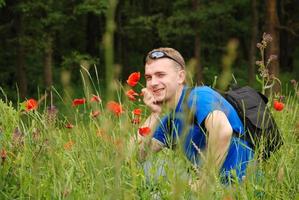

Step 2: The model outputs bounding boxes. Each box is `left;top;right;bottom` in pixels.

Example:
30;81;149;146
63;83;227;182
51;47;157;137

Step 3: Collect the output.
192;0;202;85
44;36;53;90
278;0;292;73
266;0;280;93
248;0;258;85
16;13;27;99
86;12;99;56
115;1;123;78
104;0;118;101
194;33;202;84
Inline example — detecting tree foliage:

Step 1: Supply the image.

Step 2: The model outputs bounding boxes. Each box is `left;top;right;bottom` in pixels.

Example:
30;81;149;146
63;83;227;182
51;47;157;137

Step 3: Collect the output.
0;0;298;101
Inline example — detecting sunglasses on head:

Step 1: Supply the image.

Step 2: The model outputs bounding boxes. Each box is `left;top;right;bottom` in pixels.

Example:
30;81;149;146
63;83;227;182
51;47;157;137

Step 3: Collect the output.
145;50;184;68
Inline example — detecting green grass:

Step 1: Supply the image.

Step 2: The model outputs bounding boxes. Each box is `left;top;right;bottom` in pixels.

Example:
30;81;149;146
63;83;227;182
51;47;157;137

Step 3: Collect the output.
0;84;298;200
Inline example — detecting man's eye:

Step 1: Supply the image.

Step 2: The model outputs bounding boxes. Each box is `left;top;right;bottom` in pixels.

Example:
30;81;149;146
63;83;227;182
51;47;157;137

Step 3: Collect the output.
157;74;165;78
145;77;151;81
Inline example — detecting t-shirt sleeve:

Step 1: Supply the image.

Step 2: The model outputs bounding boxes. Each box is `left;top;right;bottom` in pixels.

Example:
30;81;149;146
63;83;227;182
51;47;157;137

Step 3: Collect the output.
188;89;224;125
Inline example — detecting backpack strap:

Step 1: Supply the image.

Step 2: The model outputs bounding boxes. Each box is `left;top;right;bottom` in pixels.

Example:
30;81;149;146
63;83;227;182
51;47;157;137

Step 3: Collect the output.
184;87;250;147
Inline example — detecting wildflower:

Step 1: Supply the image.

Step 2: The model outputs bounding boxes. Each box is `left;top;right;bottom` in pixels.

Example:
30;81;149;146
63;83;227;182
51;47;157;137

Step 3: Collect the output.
96;129;106;138
255;61;263;66
25;98;38;111
131;117;141;124
114;138;124;149
46;105;58;126
32;128;41;141
273;100;284;111
133;108;142;116
131;109;142;124
13;128;24;146
290;79;297;87
267;55;278;65
290;80;299;97
1;148;7;164
126;72;140;87
65;123;74;129
256;43;263;49
269;54;277;61
90;95;101;103
222;195;234;200
72;98;86;106
47;105;58;113
138;127;151;136
259;68;269;78
62;189;70;198
126;89;139;101
96;129;112;143
263;33;273;43
91;110;100;118
64;140;75;150
107;101;123;116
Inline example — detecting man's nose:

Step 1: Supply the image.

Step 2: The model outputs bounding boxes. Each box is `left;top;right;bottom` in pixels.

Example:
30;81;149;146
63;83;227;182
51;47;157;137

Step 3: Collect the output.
150;76;159;86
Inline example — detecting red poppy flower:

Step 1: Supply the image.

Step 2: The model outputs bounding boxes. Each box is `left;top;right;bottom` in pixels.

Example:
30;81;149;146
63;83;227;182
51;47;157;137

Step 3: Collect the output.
126;72;141;87
114;138;124;149
138;127;151;136
64;140;75;150
96;129;106;138
1;148;7;163
273;100;284;111
131;117;141;124
107;101;124;116
25;98;38;111
65;123;74;129
126;89;139;101
90;95;101;103
133;108;142;116
91;110;101;118
72;98;86;106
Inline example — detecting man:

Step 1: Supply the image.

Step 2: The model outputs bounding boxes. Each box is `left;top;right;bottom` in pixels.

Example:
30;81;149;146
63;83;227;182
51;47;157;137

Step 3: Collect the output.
137;47;254;183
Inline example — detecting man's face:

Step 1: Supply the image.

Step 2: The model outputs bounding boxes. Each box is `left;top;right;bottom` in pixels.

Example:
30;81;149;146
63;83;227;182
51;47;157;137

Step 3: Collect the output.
144;58;185;104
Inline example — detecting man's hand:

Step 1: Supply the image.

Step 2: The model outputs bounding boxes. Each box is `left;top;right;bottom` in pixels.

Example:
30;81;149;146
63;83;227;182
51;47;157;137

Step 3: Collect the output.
141;88;162;114
127;88;164;161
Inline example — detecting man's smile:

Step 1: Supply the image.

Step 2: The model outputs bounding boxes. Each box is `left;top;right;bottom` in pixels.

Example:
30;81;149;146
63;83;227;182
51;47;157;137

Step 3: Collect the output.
153;88;164;95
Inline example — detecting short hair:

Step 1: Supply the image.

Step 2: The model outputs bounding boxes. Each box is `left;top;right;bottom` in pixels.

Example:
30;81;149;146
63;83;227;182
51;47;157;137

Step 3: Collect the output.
144;47;186;69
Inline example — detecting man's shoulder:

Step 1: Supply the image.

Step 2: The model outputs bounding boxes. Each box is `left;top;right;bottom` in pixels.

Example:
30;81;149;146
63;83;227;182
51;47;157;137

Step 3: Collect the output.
189;86;217;96
186;86;225;107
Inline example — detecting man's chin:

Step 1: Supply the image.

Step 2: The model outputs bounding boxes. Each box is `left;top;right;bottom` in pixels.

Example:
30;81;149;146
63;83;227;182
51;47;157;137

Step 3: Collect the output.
154;100;164;105
154;96;167;105
153;96;164;104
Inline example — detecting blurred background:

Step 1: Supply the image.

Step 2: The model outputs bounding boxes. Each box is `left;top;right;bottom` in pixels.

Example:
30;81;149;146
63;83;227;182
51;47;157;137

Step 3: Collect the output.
0;0;298;102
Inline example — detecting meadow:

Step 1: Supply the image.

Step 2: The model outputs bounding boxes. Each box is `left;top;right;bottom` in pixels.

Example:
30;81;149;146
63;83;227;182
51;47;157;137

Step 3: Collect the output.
0;71;298;200
0;35;299;200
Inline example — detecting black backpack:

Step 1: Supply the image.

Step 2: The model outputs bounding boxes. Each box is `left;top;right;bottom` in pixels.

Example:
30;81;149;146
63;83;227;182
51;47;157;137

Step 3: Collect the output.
224;85;283;159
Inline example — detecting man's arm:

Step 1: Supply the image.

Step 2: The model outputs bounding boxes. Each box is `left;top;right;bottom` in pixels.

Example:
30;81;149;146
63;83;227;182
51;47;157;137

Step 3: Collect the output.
131;88;165;161
189;110;232;190
137;112;164;160
204;110;233;171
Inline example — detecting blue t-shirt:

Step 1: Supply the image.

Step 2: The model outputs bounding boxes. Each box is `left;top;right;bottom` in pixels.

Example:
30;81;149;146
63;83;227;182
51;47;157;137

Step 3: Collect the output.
152;86;254;181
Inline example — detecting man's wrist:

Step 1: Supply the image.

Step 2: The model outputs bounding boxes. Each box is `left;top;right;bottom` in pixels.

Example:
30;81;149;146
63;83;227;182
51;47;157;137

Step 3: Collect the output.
150;112;160;119
137;132;144;144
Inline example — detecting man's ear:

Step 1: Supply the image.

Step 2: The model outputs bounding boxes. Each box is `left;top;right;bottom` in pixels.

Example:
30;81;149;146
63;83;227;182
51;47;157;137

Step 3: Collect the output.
178;70;186;84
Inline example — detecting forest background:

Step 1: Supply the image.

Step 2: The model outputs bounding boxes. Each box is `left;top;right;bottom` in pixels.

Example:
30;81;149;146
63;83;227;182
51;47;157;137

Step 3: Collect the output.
0;0;298;102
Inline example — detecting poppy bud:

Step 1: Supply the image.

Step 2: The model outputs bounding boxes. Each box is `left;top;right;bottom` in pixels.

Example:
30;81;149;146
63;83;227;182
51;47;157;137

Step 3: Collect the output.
273;100;284;111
